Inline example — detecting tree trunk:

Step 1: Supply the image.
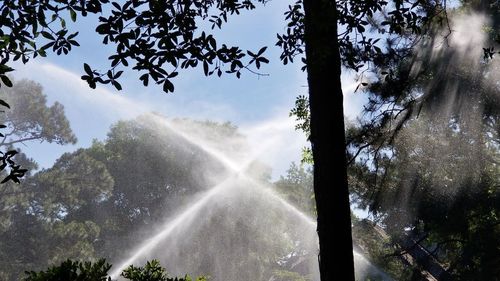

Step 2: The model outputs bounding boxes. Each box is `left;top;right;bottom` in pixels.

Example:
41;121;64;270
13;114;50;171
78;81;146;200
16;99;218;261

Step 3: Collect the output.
302;0;355;280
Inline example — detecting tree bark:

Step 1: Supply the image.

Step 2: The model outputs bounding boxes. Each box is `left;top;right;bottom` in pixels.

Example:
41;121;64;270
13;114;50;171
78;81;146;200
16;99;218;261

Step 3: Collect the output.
302;0;355;280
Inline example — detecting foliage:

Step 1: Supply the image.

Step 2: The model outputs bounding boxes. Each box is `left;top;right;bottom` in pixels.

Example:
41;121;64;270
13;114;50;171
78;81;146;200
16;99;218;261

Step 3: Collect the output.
274;162;314;216
0;96;26;184
0;1;448;280
270;269;310;281
0;77;77;183
350;112;499;279
283;2;498;279
121;260;206;281
286;0;445;164
83;117;244;260
346;3;500;279
277;0;436;71
0;79;77;147
0;0;270;93
24;259;111;281
0;149;27;183
1;115;314;280
23;259;206;281
351;219;414;281
0;0;440;94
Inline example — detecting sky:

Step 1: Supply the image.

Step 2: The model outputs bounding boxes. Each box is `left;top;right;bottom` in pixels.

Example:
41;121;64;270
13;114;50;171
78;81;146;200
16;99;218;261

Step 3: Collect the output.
10;1;366;179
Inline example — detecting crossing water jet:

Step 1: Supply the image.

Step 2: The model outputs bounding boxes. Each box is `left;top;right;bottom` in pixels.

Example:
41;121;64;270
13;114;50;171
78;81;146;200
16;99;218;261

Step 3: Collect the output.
109;115;319;279
156;116;317;227
109;114;389;280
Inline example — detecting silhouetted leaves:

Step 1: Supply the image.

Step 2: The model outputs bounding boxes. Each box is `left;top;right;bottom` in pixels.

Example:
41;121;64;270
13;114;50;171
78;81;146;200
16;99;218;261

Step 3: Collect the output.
24;259;111;281
24;259;206;281
0;150;27;184
0;1;270;94
122;260;207;281
483;47;496;60
277;0;437;72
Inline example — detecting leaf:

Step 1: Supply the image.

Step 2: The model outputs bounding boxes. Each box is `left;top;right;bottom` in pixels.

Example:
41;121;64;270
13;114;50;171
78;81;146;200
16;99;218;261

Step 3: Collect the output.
1;76;13;87
70;9;77;22
11;176;20;184
247;50;256;58
41;31;54;40
1;175;11;184
258;57;269;64
139;74;149;86
38;48;47;57
0;65;14;73
257;46;267;56
203;61;209;76
114;71;123;79
163;80;174;93
67;32;79;40
84;63;92;75
112;81;122;91
0;99;10;109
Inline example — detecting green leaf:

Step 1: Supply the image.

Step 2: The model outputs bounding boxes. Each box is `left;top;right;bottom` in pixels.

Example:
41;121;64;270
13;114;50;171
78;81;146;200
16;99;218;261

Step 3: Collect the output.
38;48;47;57
1;76;13;87
70;9;77;22
41;31;54;40
0;65;13;74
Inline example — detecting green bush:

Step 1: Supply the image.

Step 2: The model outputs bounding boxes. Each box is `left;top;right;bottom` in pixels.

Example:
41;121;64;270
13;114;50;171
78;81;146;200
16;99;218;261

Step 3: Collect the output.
23;259;206;281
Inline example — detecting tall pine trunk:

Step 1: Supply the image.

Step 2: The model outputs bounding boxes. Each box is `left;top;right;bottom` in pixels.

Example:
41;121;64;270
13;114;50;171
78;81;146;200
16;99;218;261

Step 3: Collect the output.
302;0;355;280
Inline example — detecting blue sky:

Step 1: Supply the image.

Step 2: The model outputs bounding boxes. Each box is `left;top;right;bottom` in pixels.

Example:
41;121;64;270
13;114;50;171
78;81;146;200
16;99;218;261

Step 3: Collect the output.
11;1;366;179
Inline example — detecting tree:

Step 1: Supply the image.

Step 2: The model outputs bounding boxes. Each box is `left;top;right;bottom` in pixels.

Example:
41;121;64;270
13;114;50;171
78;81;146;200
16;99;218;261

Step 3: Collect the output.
0;149;113;280
274;162;314;216
350;112;499;280
2;115;316;281
0;78;77;279
0;77;76;183
0;1;442;280
84;117;243;260
0;79;77;147
0;80;78;278
344;2;500;279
